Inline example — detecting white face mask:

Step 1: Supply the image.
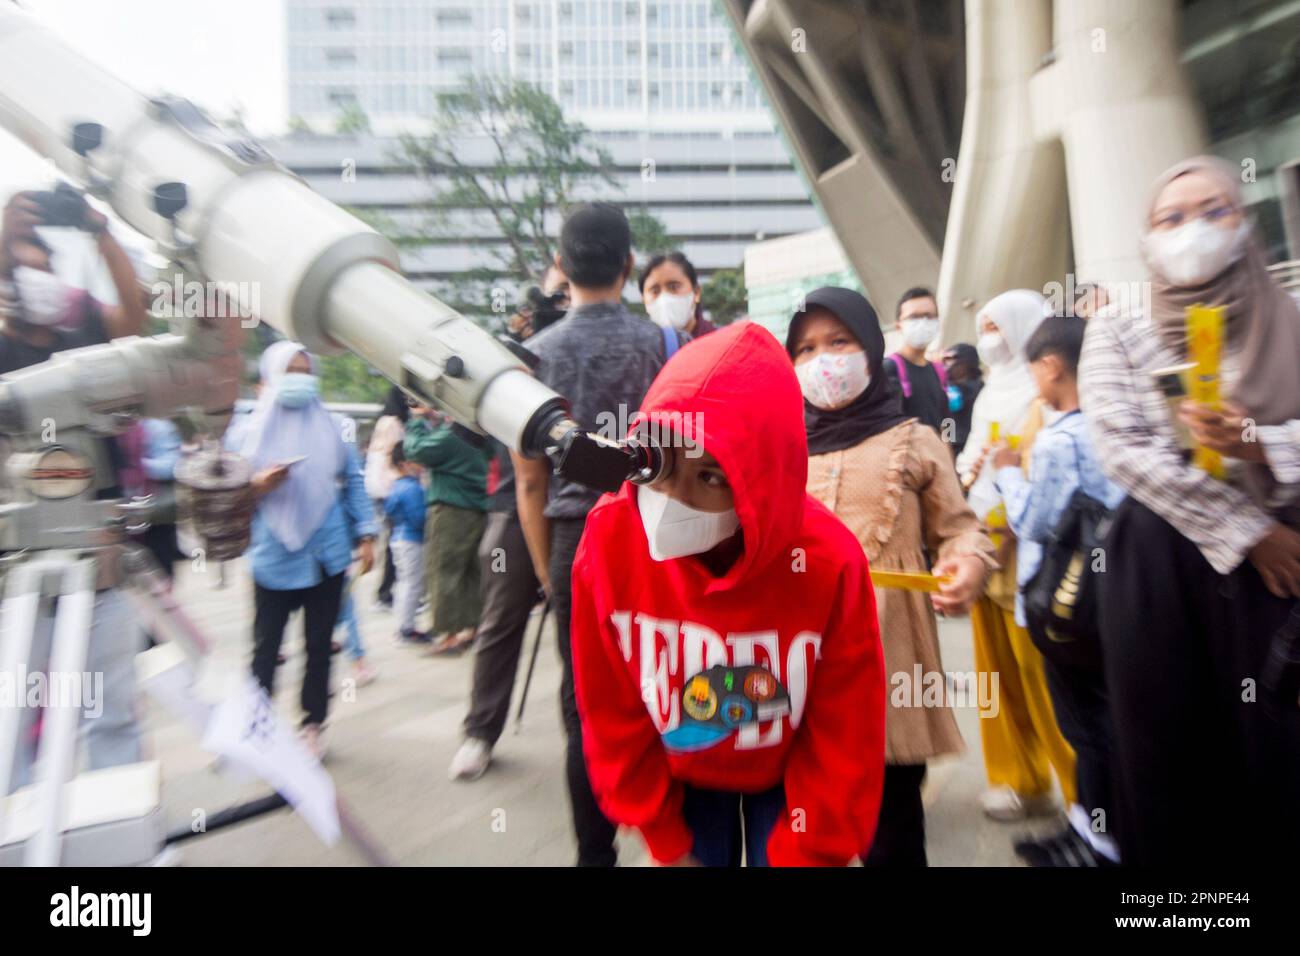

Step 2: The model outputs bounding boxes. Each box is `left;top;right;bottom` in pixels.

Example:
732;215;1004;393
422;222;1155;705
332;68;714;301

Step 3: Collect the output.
647;292;695;331
976;331;1012;368
13;266;67;327
1144;219;1249;288
638;485;740;562
795;350;871;410
901;317;939;350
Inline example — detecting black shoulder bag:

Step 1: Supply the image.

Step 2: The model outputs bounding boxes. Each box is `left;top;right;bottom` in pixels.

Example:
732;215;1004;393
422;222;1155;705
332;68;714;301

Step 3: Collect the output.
1022;419;1114;673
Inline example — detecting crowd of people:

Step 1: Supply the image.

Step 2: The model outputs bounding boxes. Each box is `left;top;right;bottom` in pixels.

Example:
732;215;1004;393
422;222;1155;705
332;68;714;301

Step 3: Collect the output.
2;150;1298;868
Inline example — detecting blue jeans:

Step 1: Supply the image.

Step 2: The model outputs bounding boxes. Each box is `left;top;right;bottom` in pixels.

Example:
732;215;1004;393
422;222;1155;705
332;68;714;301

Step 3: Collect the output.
682;783;786;867
336;589;364;661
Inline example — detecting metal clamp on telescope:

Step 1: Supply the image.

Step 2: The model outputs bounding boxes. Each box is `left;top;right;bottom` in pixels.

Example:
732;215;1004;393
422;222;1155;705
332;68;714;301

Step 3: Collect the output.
526;406;673;495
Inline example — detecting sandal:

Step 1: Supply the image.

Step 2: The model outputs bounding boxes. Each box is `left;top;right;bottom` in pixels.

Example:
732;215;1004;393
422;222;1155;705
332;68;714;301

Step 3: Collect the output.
427;629;475;656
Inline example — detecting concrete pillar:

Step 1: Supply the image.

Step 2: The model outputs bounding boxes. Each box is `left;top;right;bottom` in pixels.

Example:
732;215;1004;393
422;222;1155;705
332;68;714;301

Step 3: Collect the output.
937;0;1207;343
935;0;1068;346
1048;0;1207;291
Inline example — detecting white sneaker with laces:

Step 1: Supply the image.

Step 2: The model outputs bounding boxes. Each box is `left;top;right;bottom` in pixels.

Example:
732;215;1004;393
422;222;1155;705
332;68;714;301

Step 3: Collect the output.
449;738;492;781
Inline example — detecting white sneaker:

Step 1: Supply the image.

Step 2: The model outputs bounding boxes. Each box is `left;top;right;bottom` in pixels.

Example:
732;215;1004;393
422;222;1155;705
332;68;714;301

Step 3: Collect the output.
449;738;492;781
981;787;1057;822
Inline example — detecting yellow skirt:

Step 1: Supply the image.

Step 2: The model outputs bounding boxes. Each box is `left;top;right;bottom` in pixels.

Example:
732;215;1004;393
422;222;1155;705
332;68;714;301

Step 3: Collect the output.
970;594;1077;805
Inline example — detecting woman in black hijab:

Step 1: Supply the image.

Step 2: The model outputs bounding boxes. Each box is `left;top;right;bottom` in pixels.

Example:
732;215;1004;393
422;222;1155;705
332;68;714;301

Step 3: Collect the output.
786;287;996;867
787;286;907;454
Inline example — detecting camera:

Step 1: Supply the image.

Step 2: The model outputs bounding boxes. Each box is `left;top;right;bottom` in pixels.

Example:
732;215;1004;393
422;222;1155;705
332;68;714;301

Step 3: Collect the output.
524;285;568;333
31;182;91;229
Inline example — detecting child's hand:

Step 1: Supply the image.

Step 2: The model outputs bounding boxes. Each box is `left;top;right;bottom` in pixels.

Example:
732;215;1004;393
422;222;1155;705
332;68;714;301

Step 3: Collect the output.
961;443;991;491
991;442;1021;470
930;555;987;616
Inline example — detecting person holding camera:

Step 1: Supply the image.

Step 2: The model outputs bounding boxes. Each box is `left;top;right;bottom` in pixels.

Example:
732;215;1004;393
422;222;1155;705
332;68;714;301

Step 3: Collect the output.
0;187;147;375
0;187;149;791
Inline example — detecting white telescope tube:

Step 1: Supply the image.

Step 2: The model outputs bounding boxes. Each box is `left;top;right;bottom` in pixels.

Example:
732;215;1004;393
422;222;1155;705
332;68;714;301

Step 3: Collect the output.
0;6;563;452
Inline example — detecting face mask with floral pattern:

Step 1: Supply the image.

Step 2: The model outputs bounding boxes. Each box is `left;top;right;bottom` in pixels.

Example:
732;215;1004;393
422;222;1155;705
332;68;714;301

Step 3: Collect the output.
795;350;871;410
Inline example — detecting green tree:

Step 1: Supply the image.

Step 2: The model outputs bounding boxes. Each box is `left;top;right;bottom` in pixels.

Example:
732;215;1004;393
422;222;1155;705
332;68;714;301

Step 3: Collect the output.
317;353;389;404
700;268;748;326
335;102;371;135
392;76;669;327
627;208;673;260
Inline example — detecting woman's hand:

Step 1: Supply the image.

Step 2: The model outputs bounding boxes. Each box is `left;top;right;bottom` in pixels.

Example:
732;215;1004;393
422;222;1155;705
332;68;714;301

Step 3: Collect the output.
1248;524;1300;599
249;464;289;498
354;537;375;576
930;555;987;616
1179;400;1265;463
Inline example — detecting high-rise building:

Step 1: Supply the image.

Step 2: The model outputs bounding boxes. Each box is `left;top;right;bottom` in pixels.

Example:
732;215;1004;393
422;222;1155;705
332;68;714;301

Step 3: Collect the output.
277;1;821;304
287;0;771;134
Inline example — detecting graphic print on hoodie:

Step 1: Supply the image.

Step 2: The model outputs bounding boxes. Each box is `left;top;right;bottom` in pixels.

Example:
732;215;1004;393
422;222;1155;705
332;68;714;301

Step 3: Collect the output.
570;321;887;866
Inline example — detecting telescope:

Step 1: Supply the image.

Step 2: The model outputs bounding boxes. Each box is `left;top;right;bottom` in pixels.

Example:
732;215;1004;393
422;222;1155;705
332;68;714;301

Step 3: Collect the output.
0;5;669;501
0;5;669;867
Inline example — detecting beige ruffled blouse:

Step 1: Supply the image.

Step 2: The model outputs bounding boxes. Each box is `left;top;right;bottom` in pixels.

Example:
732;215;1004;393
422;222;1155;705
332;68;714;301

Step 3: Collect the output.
807;420;998;764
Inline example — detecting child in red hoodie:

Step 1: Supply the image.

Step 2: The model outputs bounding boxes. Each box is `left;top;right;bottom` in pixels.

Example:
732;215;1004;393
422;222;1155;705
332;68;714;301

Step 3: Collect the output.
570;321;887;866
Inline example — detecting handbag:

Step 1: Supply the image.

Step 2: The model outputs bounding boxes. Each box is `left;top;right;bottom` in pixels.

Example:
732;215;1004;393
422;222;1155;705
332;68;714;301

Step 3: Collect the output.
1022;421;1114;672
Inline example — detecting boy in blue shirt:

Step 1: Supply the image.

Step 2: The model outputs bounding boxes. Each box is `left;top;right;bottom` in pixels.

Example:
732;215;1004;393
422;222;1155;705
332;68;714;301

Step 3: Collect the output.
991;316;1124;868
385;444;429;643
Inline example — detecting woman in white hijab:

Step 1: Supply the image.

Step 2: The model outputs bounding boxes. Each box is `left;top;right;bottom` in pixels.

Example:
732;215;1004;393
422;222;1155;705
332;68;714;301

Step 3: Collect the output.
955;290;1078;826
229;340;377;759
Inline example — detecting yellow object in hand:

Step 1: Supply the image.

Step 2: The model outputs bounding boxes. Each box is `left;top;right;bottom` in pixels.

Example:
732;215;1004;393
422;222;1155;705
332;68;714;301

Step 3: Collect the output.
871;570;953;593
1187;304;1225;480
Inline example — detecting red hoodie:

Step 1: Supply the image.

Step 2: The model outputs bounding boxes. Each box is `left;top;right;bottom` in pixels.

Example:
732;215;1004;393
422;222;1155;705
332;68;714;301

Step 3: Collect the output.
570;322;886;866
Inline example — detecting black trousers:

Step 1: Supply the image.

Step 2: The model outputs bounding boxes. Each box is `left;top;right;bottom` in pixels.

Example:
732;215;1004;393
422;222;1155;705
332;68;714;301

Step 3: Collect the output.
462;511;539;746
1043;657;1115;842
252;571;346;727
551;515;618;867
862;763;927;866
1099;498;1300;865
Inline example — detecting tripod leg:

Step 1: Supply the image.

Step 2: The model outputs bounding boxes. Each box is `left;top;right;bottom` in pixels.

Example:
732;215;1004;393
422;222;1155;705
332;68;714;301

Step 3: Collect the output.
24;557;97;867
513;599;550;732
0;562;45;816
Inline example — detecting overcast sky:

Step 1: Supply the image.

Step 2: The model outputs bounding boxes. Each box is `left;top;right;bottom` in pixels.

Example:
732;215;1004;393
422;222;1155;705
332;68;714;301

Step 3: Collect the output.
1;0;287;192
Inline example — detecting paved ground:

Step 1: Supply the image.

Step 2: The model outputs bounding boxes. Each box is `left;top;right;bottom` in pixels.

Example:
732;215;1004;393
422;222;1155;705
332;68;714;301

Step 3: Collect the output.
147;559;1064;866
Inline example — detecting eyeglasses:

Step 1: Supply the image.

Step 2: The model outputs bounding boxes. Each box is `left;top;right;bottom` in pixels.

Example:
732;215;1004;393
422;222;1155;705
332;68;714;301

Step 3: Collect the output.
1150;204;1238;232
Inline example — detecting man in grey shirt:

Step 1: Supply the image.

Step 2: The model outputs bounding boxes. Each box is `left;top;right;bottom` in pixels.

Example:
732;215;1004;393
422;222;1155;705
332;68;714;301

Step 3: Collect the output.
513;203;678;866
